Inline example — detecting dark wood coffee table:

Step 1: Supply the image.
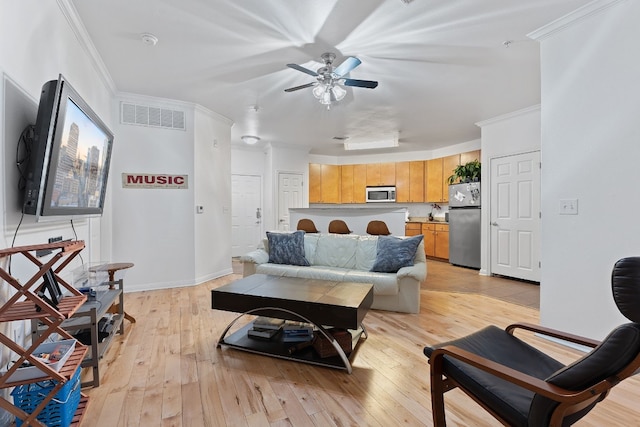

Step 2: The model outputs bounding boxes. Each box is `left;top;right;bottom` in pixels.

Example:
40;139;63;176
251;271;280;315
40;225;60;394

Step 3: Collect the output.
211;274;374;373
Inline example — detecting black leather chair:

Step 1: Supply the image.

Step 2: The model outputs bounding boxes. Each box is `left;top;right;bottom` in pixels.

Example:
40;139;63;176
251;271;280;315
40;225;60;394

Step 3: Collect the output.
366;220;391;236
296;218;319;233
424;257;640;427
328;220;351;234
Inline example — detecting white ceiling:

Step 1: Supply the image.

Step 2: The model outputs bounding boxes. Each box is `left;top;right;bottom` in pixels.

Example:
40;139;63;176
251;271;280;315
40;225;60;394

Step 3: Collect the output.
70;0;590;157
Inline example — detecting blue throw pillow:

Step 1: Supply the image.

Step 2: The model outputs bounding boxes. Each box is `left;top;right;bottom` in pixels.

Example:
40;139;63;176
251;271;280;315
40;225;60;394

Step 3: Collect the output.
266;231;310;266
371;235;424;273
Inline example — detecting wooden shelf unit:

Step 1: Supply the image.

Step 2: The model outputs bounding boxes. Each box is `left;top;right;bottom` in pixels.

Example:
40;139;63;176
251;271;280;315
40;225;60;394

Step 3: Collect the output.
0;241;89;427
33;282;124;388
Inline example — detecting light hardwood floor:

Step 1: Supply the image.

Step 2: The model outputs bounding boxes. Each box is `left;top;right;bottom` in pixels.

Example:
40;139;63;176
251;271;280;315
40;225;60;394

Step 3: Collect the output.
82;260;640;426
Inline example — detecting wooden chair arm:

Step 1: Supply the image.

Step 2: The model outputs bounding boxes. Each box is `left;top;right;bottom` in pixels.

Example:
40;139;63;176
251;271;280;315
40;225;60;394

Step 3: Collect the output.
430;345;609;403
507;322;601;348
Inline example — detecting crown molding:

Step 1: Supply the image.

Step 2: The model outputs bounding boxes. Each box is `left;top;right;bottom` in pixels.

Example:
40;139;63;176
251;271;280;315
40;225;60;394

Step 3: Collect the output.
475;105;540;127
57;0;117;94
528;0;625;41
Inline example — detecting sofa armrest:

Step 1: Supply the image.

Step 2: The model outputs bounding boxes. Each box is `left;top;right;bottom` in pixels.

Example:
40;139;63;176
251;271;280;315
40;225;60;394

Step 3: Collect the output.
397;260;427;282
240;249;269;265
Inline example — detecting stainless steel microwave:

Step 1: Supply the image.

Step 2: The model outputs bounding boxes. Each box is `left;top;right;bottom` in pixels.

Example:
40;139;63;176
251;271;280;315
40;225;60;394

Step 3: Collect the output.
366;186;396;203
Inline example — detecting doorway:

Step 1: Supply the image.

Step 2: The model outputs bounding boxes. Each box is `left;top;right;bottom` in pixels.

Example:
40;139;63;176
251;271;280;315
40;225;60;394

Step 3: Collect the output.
489;151;540;282
231;174;262;257
277;172;304;231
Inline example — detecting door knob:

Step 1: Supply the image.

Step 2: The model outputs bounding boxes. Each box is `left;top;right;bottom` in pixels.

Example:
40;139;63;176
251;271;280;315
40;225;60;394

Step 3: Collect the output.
491;222;499;226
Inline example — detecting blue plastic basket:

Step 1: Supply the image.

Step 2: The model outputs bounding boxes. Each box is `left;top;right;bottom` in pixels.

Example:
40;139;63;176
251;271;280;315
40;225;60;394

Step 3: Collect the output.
11;366;81;427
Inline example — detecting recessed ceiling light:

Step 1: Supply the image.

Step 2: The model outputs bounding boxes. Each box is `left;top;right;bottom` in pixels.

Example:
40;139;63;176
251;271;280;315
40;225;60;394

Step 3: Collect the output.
241;135;260;145
141;33;159;46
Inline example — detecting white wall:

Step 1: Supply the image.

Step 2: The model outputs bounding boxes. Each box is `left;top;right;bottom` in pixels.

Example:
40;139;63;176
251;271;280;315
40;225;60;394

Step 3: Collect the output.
1;1;114;265
534;0;639;339
194;106;233;283
476;106;541;275
0;2;115;421
111;94;196;290
1;1;235;294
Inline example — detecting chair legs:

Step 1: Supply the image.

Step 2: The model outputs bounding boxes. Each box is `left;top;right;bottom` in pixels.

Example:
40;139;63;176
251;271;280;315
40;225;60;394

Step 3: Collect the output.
430;355;448;426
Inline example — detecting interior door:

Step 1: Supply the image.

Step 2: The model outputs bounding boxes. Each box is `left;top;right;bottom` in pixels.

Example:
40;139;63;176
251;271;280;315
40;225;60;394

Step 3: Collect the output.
277;172;304;231
231;174;262;257
490;151;540;282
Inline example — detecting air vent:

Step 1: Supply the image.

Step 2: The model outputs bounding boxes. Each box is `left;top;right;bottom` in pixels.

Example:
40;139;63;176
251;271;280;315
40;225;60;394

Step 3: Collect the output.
121;102;186;130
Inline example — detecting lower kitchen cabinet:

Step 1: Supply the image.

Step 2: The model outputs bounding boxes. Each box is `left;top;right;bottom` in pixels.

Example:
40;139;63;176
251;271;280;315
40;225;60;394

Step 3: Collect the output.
404;222;422;237
421;223;449;260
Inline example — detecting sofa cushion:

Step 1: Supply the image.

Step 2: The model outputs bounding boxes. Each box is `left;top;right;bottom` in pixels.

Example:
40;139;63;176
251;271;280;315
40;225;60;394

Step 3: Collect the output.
371;235;424;273
266;231;309;266
313;234;358;269
344;270;398;295
303;233;321;265
355;235;379;271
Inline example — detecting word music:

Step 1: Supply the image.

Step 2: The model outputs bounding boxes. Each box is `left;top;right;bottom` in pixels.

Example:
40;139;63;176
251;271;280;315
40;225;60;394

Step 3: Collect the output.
122;173;188;189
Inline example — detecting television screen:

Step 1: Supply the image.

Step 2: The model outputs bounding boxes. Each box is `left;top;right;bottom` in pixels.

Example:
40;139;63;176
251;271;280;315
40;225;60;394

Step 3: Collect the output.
22;75;114;220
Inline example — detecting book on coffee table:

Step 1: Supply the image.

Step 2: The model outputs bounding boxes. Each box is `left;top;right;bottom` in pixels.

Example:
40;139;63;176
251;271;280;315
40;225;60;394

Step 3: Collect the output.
283;321;313;334
248;327;281;340
253;316;285;330
282;332;314;343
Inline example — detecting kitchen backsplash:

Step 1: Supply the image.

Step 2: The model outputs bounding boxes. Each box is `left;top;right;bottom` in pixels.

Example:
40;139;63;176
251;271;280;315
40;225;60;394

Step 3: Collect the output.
405;203;449;220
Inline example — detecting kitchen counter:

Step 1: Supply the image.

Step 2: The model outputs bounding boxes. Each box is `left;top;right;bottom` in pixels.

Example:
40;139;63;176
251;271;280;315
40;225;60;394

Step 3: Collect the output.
406;218;448;224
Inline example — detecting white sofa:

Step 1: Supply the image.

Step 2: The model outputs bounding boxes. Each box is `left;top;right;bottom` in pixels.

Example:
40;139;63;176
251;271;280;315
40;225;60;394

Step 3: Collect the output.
240;233;427;314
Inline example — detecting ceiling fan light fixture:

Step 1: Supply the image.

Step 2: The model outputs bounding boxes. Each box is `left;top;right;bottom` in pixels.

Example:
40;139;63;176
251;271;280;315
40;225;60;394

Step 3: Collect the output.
312;84;327;99
241;135;260;145
331;84;347;101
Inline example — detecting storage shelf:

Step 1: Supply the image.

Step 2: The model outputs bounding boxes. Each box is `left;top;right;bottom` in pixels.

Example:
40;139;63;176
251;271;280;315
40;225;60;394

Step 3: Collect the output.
0;295;86;322
0;240;89;426
33;282;125;388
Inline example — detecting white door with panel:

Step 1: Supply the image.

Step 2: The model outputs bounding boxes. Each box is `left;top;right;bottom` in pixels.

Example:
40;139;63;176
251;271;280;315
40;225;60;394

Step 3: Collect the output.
231;174;262;257
490;151;540;282
277;172;304;231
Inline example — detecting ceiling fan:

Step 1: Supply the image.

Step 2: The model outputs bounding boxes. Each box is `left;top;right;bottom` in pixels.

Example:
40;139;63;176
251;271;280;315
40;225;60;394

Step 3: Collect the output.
284;52;378;109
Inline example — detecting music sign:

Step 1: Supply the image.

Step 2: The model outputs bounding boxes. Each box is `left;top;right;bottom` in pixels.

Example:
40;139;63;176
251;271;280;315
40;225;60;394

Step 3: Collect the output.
122;173;188;189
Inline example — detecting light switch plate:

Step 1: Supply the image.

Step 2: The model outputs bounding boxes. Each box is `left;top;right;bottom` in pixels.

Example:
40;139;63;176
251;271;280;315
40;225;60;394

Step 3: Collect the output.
559;199;578;215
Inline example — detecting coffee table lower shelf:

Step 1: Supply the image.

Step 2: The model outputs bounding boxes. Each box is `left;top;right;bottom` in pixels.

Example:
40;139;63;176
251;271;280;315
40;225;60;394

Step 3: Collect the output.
218;323;366;373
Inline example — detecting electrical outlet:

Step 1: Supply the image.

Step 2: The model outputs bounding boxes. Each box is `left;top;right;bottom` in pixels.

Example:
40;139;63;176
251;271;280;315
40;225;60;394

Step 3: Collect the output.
559;198;578;215
48;236;63;243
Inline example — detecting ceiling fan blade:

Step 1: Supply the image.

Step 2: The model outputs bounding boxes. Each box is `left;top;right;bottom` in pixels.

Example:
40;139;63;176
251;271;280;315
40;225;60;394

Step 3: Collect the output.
286;63;318;77
284;82;317;92
343;78;378;89
333;57;361;77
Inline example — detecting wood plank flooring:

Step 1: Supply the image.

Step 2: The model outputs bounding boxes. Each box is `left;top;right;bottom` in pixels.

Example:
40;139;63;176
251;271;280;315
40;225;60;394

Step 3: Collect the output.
82;260;640;426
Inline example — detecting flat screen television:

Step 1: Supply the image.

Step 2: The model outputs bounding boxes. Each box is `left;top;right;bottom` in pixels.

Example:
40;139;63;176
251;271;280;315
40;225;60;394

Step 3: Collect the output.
22;74;114;221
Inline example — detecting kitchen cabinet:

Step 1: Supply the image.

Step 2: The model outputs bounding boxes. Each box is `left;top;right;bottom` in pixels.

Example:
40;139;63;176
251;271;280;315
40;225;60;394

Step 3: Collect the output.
396;161;424;203
460;149;481;165
421;223;449;259
309;163;340;203
340;164;367;203
405;222;422;237
366;163;396;186
426;155;460;203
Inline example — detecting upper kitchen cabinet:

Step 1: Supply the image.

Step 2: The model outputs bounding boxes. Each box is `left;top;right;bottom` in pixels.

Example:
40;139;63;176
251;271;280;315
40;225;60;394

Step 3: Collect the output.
340;164;367;204
366;163;396;186
460;150;481;165
396;161;424;203
309;163;340;203
426;155;460;203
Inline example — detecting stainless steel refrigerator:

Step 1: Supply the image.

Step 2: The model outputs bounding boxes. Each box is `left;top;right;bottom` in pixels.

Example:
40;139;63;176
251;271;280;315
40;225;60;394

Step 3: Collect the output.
448;182;481;269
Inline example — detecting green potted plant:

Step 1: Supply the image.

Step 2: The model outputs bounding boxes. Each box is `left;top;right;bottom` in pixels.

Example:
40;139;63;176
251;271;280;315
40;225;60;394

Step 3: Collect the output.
448;159;481;184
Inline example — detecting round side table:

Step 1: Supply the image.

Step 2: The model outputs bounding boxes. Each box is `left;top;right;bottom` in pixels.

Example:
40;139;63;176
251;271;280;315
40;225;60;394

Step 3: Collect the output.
91;262;136;323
